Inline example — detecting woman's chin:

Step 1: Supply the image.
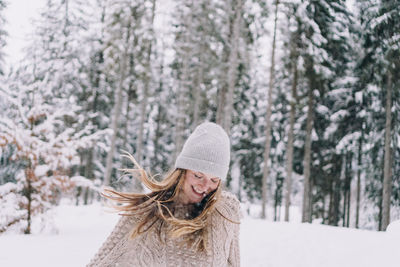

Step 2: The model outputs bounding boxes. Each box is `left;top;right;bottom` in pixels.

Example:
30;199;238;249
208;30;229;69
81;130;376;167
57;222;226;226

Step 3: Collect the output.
187;193;204;204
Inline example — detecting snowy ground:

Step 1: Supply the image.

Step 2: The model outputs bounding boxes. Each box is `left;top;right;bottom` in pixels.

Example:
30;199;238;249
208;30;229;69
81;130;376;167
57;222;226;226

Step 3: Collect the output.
0;201;399;267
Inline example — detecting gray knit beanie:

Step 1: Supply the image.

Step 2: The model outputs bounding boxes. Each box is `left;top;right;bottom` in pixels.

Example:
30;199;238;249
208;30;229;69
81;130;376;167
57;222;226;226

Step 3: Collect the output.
174;122;231;181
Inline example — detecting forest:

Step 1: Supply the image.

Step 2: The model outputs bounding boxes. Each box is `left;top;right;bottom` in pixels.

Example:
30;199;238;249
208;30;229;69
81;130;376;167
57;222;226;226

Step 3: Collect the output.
0;0;399;235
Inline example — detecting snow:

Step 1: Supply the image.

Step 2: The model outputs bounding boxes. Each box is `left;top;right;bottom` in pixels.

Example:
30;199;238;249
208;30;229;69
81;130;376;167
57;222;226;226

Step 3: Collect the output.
387;220;400;237
331;109;350;122
0;182;18;196
34;165;49;177
355;91;363;104
336;131;361;153
0;202;398;267
316;104;329;115
70;176;97;189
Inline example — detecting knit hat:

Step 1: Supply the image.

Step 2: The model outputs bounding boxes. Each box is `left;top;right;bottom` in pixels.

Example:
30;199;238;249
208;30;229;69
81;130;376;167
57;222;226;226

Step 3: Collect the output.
174;122;231;181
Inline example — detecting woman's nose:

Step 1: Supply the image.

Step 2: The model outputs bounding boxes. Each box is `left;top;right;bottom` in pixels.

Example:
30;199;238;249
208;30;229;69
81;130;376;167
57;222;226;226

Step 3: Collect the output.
199;177;211;190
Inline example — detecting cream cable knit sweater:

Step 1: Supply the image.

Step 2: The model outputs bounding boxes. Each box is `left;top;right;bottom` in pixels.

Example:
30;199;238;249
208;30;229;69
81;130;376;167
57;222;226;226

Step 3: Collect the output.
87;191;241;267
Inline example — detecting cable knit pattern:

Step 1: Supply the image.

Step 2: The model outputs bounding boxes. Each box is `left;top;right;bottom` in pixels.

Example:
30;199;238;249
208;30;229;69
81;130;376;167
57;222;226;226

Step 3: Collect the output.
87;191;241;267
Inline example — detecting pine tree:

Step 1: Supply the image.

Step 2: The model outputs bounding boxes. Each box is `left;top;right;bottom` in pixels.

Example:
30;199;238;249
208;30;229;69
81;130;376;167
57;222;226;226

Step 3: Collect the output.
74;0;110;204
282;7;300;221
101;0;157;188
0;68;98;233
358;0;400;230
260;0;279;219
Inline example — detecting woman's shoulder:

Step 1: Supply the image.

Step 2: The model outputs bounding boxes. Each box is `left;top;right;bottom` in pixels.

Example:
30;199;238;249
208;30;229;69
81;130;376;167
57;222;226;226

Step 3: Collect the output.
214;191;242;223
220;190;240;206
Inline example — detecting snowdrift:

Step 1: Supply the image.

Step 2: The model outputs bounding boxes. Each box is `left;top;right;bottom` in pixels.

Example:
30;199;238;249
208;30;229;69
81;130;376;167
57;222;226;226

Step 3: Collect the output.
0;202;398;267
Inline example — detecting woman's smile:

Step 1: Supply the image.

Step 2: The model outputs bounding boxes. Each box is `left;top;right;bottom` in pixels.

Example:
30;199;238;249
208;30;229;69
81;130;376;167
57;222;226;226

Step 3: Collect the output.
192;185;205;197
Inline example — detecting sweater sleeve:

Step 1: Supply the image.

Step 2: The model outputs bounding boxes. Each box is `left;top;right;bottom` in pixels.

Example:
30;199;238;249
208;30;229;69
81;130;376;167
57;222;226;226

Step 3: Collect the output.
227;197;241;267
216;191;242;267
86;214;134;267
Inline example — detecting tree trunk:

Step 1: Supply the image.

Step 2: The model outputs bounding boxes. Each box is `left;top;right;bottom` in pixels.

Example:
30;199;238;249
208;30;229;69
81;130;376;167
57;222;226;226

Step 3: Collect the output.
261;0;279;219
136;0;156;166
327;175;334;224
284;35;298;222
381;71;393;231
223;0;242;134
216;84;227;126
378;184;383;231
192;42;205;129
174;3;192;162
216;1;231;126
322;194;327;224
83;187;90;205
75;186;81;206
123;79;134;150
104;21;131;186
24;120;35;234
83;146;94;205
192;65;202;129
174;81;186;161
332;177;341;226
85;2;104;196
355;130;363;228
123;28;139;151
24;169;32;234
342;152;352;227
301;83;314;223
153;49;165;170
346;187;351;227
346;153;352;227
191;2;203;129
342;154;347;227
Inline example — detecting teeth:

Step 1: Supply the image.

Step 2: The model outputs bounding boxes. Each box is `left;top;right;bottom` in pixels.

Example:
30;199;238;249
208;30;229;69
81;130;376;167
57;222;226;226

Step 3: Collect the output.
193;187;204;194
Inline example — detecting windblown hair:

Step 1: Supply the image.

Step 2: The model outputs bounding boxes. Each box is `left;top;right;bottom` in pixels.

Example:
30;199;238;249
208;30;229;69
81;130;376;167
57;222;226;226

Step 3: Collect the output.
101;153;222;252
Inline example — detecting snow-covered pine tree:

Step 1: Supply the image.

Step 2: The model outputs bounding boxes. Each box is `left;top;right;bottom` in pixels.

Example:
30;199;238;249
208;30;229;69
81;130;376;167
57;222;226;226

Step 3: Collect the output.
169;0;255;197
22;0;109;205
73;0;111;204
260;0;279;219
142;0;179;175
0;0;111;232
147;43;175;175
279;2;302;221
0;70;99;234
103;13;131;187
269;0;354;224
228;0;260;200
102;0;157;189
357;0;400;230
310;6;355;226
171;0;227;156
170;0;198;160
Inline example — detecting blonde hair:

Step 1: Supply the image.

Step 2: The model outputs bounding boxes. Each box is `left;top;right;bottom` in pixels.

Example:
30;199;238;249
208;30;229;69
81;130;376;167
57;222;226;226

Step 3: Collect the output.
101;153;222;252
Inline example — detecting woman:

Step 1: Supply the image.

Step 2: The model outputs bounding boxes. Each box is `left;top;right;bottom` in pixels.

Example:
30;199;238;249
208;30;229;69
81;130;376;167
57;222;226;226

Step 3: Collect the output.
87;122;241;266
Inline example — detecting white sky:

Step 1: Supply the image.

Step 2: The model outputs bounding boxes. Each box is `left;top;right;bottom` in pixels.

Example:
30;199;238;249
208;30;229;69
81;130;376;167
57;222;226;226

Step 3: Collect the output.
3;0;45;70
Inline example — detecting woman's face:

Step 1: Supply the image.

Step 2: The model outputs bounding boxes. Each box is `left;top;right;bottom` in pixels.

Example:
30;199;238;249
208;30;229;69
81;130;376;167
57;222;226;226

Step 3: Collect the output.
179;169;220;204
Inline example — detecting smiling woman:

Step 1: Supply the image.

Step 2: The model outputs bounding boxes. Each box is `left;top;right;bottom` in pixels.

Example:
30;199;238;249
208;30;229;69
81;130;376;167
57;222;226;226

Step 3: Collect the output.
87;121;241;267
